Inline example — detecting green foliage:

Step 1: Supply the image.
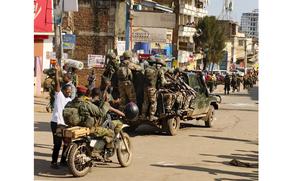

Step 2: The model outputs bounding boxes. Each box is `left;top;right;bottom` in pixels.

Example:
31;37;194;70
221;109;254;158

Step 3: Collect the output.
194;16;226;68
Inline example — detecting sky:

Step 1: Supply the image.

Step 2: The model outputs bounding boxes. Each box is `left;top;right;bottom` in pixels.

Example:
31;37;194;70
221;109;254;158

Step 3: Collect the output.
206;0;259;24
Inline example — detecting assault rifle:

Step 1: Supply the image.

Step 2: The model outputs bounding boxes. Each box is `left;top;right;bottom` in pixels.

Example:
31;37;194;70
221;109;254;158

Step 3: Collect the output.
164;72;196;97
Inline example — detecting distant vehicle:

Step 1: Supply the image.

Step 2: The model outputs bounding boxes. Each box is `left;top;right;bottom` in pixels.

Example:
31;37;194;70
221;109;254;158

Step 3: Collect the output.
230;69;244;77
212;70;227;84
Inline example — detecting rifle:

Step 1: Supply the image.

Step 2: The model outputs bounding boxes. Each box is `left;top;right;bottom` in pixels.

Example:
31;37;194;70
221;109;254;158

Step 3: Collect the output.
164;72;196;97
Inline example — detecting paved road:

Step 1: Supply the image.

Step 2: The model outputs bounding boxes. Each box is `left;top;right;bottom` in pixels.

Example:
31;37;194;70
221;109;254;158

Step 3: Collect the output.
34;85;258;181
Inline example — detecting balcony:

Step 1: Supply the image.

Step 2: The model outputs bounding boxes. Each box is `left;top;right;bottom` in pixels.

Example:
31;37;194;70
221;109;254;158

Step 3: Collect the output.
179;4;207;17
178;26;197;37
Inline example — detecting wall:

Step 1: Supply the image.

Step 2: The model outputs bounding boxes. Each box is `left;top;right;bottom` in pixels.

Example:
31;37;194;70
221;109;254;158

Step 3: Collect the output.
62;0;116;63
42;36;53;70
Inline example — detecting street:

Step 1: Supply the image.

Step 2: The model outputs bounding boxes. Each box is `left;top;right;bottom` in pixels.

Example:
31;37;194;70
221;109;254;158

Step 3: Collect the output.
34;85;258;181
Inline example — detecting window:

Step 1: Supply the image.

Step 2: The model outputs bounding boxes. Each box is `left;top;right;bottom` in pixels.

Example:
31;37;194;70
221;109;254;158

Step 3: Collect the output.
239;40;244;46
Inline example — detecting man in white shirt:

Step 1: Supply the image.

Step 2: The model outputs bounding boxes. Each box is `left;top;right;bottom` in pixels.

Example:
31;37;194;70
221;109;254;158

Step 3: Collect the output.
50;64;72;169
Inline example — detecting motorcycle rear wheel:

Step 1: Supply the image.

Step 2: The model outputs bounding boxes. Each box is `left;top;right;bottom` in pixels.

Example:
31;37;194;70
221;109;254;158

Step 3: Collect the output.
117;132;133;167
68;143;91;177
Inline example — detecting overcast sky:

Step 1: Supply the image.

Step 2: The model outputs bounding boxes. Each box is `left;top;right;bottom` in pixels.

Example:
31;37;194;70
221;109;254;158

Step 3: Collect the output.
206;0;259;24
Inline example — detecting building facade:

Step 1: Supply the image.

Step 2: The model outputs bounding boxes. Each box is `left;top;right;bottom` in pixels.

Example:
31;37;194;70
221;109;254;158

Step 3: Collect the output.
240;9;259;40
34;0;54;96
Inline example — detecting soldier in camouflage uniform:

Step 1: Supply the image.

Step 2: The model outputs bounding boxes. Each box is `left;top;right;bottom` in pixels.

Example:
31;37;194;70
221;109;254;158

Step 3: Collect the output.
140;59;158;121
65;86;123;148
117;51;142;111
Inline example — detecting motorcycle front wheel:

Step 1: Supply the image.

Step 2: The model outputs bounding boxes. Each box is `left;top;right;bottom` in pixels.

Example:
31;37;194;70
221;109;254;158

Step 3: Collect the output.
68;143;91;177
117;132;133;167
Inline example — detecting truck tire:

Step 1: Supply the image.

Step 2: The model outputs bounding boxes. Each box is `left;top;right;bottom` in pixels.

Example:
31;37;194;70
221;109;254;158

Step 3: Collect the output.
204;105;214;127
164;116;180;136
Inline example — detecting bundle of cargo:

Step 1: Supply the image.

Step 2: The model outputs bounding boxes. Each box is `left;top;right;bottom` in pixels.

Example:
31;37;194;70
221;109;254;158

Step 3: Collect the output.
63;126;90;139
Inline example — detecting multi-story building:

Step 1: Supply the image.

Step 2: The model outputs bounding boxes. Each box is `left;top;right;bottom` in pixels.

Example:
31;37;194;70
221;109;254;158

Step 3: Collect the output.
218;20;257;71
152;0;208;69
240;9;259;40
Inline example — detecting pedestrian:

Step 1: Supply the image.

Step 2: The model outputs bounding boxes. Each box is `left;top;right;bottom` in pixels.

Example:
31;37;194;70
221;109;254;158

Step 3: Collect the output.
212;73;217;89
237;75;241;92
231;74;237;92
224;73;231;95
50;64;72;169
62;72;76;100
207;73;214;93
87;69;96;91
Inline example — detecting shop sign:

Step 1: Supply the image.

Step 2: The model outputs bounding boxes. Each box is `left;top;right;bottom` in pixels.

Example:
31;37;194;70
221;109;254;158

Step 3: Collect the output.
63;34;76;49
117;41;126;56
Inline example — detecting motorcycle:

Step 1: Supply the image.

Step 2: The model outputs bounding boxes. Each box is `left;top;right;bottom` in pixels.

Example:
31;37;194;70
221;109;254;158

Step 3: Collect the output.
62;113;133;177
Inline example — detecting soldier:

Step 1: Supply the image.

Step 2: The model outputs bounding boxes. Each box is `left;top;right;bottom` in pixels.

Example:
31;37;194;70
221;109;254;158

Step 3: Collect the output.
101;51;120;100
103;51;119;81
231;74;237;92
116;51;142;111
140;59;158;121
64;86;124;152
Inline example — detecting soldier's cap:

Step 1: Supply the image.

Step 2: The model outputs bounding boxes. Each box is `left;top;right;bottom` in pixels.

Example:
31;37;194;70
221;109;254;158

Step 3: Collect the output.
77;86;88;94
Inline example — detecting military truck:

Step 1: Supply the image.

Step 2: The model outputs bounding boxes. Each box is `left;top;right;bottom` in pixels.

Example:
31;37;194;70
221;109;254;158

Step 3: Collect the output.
125;70;221;136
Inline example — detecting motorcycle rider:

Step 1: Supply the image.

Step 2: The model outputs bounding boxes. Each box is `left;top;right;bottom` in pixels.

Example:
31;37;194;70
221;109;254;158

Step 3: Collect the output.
64;86;124;153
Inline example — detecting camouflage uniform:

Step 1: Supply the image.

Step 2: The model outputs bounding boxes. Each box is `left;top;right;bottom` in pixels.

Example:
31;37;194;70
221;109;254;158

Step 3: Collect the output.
141;64;158;121
117;51;142;111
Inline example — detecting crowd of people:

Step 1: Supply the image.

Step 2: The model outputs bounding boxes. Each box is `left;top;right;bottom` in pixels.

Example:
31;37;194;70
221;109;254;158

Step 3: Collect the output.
204;70;258;95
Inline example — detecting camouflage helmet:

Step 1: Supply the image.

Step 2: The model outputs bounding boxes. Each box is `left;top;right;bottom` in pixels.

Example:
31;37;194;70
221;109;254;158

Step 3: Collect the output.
123;51;132;59
156;57;166;66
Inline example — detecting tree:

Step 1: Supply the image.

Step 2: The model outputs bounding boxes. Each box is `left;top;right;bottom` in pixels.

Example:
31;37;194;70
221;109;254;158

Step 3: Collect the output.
194;16;226;71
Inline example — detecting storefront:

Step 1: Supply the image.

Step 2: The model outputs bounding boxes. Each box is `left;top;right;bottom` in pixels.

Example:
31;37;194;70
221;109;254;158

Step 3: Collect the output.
131;11;175;67
34;0;54;96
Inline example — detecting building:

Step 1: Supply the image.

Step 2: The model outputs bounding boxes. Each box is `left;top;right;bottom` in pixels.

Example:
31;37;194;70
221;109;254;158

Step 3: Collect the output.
129;0;176;66
218;20;257;71
34;0;54;96
149;0;208;69
240;9;259;40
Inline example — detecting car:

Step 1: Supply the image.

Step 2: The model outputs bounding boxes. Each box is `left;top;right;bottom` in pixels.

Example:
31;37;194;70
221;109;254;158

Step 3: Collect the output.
124;71;221;136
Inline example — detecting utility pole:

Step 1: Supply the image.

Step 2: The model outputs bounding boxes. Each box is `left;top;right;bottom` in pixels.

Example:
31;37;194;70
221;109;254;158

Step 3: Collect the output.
172;0;180;63
53;0;64;66
244;39;247;74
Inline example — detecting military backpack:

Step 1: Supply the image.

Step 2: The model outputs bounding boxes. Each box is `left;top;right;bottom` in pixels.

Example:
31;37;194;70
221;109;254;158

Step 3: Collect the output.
117;62;132;81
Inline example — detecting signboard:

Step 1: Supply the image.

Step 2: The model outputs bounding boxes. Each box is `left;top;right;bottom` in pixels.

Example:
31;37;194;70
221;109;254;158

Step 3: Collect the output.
132;11;175;29
117;41;126;56
63;34;76;49
64;0;79;12
132;27;167;43
34;0;53;33
88;54;105;68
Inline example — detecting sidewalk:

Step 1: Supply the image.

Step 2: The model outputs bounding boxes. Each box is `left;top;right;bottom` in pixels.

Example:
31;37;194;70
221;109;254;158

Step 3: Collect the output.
34;92;49;113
